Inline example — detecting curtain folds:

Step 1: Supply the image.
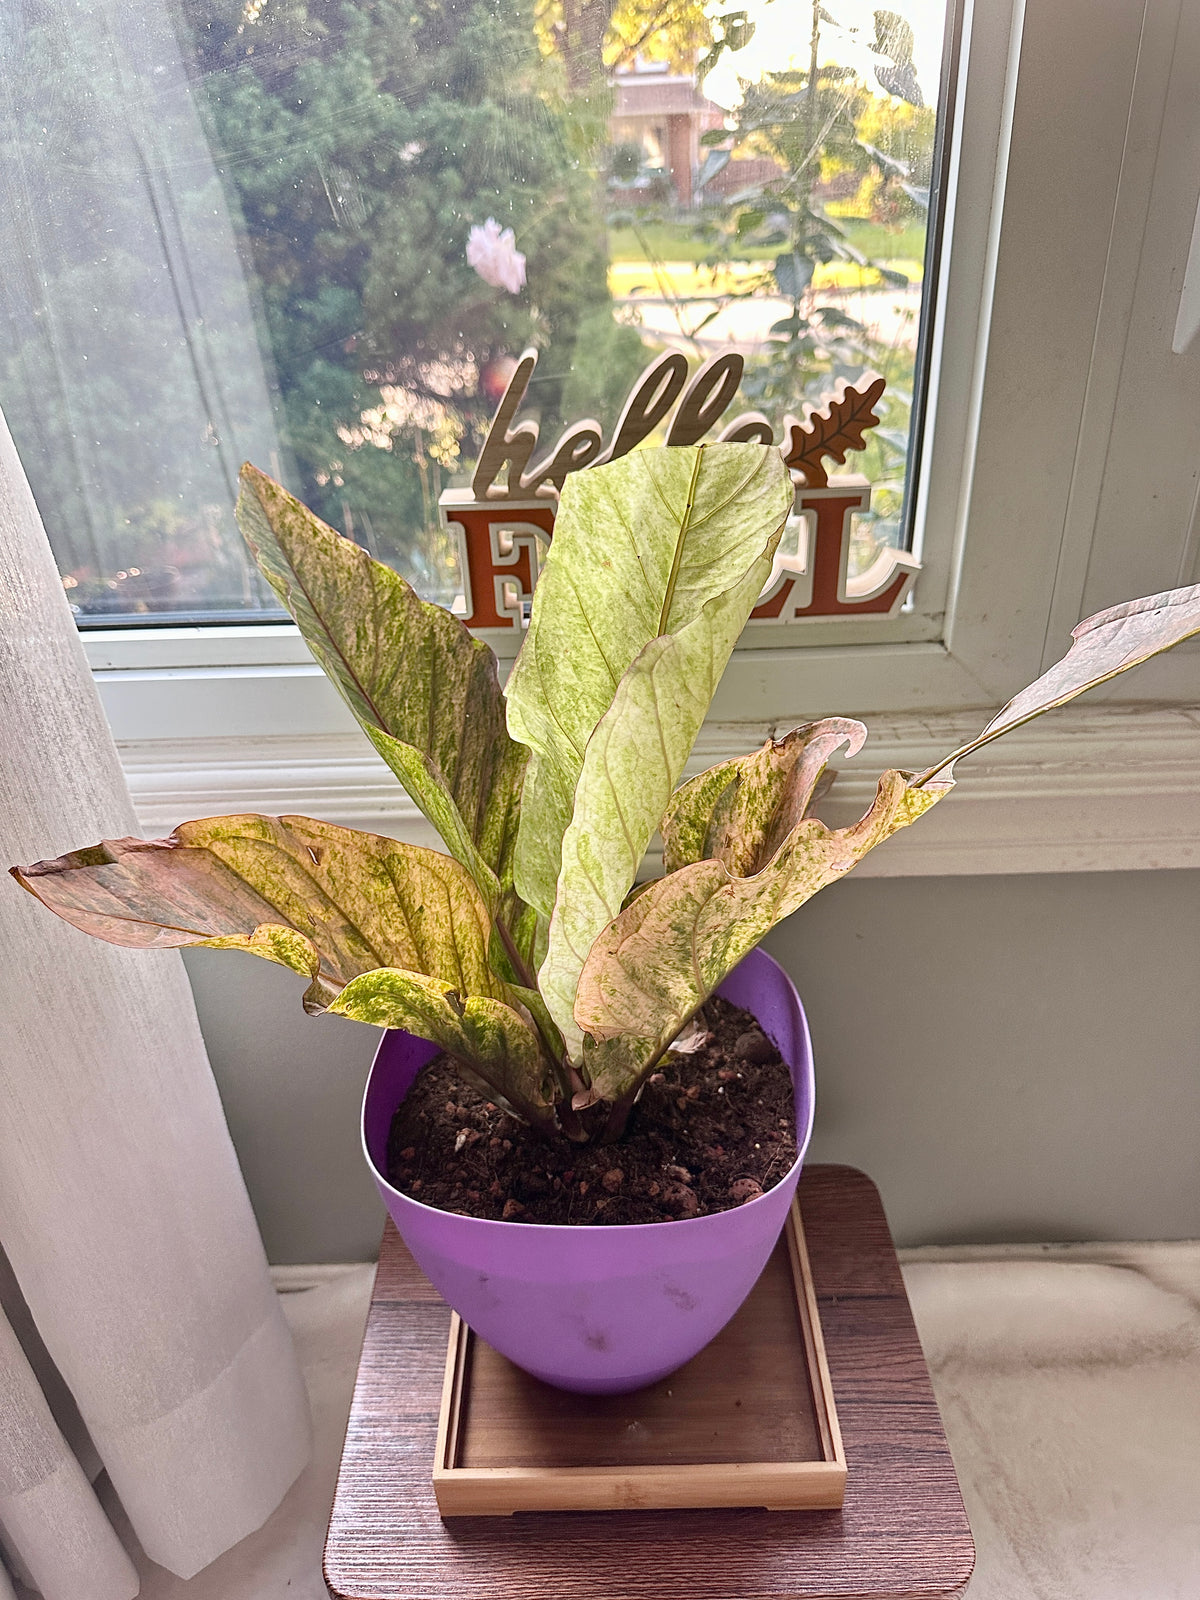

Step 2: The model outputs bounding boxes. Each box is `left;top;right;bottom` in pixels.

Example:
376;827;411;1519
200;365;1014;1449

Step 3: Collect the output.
0;409;310;1594
0;1309;139;1600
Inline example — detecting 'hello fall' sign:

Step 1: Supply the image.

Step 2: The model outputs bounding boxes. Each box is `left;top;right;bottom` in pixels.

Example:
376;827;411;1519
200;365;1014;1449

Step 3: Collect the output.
440;348;920;632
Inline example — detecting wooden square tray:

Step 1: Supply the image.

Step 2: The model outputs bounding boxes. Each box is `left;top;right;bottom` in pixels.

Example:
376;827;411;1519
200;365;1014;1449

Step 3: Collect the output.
432;1200;846;1516
325;1166;976;1600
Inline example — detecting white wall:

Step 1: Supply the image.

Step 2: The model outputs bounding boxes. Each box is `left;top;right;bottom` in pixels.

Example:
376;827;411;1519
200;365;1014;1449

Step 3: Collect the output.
185;867;1200;1263
764;870;1200;1247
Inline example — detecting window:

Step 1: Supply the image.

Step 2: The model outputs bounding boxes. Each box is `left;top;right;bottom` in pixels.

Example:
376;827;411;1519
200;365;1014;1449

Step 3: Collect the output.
2;0;952;627
5;0;1200;873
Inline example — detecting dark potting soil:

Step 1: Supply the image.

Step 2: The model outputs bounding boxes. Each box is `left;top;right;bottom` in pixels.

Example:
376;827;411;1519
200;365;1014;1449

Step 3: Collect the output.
385;996;797;1226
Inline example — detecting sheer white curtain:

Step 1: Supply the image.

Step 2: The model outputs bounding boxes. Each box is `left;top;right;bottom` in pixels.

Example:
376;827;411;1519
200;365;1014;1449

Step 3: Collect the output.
0;411;310;1595
0;0;290;620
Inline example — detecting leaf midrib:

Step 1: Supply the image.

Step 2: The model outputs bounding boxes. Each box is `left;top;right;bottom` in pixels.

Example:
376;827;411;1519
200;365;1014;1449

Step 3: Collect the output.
262;498;397;742
657;446;704;635
269;491;503;856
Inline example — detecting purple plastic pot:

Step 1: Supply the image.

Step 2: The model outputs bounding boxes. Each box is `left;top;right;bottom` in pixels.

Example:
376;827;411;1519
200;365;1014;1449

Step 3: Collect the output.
361;946;815;1394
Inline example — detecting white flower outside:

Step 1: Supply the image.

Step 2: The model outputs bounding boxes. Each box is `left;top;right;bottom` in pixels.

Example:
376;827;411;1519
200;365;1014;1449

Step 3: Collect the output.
466;217;526;295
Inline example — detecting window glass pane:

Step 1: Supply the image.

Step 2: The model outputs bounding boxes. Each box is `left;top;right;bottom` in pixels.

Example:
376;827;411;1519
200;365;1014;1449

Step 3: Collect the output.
0;0;949;626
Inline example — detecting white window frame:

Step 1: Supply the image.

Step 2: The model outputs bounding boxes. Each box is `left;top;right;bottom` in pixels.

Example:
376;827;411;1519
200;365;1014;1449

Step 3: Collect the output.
86;0;1200;874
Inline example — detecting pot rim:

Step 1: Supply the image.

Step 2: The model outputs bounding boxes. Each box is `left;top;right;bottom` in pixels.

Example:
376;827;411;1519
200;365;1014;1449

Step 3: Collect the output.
360;947;814;1238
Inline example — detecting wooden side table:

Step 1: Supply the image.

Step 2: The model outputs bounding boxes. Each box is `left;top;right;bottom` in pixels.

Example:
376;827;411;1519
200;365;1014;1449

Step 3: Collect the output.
325;1165;975;1599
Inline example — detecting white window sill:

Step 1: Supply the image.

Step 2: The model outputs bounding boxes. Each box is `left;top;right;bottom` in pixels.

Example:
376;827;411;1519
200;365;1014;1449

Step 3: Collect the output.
114;702;1200;878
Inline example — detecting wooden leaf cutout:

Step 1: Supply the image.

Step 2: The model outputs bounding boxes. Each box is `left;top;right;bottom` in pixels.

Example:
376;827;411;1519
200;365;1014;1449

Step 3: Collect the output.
782;374;887;487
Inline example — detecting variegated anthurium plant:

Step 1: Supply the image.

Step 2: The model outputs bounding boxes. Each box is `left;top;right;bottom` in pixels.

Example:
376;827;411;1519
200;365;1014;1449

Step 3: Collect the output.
13;444;1200;1144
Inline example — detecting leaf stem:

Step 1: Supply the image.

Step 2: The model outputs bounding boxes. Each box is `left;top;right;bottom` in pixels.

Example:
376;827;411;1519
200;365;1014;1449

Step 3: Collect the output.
557;1100;589;1143
494;912;582;1122
601;1093;635;1144
495;914;538;991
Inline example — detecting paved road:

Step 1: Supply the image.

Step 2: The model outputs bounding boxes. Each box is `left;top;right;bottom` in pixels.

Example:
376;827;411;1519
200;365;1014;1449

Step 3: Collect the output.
617;283;923;358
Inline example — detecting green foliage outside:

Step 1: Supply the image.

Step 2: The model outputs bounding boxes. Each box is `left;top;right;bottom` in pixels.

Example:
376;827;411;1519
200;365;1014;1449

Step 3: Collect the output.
607;218;926;269
608;21;937;569
0;1;285;616
0;0;940;616
177;0;647;606
0;0;650;616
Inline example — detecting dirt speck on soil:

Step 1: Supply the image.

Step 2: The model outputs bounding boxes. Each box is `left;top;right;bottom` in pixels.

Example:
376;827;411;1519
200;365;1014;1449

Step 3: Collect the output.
385;996;797;1225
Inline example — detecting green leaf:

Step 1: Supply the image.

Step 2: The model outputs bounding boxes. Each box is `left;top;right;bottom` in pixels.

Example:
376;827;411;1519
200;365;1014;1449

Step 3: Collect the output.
774;253;814;300
505;443;792;1045
329;973;552;1127
661;719;867;876
723;15;755;51
14;812;552;1120
576;770;952;1103
695;149;732;192
541;600;765;1050
12;813;510;1008
236;465;527;914
921;583;1200;783
506;443;790;918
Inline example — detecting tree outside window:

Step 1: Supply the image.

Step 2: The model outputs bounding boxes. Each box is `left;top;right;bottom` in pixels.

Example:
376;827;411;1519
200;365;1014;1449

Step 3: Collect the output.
0;0;946;623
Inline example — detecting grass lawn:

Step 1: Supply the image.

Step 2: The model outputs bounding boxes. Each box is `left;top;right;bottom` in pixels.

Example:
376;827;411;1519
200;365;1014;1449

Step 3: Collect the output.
608;256;923;299
607;220;775;264
607;216;926;276
834;217;927;262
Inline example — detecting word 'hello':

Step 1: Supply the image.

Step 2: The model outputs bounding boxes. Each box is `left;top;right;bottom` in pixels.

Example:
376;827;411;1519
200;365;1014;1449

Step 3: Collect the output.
440;348;920;631
471;347;873;499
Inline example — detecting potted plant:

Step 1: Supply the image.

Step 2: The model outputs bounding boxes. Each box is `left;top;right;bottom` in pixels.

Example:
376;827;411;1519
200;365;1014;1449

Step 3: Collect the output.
13;441;1200;1393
